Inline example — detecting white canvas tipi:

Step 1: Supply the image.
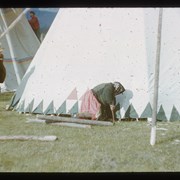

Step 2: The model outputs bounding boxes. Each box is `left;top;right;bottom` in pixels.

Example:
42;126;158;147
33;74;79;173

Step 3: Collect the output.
0;8;40;92
9;8;180;122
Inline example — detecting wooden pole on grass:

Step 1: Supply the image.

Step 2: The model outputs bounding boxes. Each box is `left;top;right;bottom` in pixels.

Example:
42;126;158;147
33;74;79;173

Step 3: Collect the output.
150;8;163;146
0;135;58;141
26;119;92;128
37;114;114;126
50;122;91;128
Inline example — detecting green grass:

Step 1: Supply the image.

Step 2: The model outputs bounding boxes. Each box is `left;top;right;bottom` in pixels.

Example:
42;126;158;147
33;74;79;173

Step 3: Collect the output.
0;92;180;172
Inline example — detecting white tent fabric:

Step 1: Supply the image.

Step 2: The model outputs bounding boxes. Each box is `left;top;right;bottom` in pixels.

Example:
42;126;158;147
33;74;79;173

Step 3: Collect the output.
0;8;40;91
9;8;180;121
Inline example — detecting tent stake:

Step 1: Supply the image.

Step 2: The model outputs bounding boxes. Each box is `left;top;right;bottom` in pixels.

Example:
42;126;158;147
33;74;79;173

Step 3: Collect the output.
150;8;163;146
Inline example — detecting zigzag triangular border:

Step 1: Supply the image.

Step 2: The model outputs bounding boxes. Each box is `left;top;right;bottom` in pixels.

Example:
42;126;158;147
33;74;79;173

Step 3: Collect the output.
9;94;180;122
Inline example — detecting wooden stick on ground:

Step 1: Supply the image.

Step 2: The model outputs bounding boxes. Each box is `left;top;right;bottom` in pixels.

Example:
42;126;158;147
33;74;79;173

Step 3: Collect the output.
0;135;58;141
26;118;91;128
26;119;46;123
50;122;91;128
37;114;113;126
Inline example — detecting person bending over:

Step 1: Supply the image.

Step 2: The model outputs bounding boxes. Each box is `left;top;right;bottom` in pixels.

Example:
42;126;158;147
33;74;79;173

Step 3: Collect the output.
79;82;125;124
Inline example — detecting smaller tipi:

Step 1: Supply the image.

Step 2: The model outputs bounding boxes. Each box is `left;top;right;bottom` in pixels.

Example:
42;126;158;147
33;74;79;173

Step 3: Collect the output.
0;8;40;92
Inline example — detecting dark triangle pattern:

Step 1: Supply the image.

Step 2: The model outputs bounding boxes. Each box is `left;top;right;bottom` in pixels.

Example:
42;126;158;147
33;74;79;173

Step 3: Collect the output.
24;99;34;113
157;105;167;121
56;101;66;114
9;94;19;108
124;104;139;118
17;100;25;113
140;102;152;118
44;101;54;115
169;105;180;121
69;101;78;115
32;100;43;114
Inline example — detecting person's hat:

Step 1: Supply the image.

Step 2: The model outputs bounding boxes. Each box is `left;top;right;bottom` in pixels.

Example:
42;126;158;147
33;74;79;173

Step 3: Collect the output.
114;81;125;94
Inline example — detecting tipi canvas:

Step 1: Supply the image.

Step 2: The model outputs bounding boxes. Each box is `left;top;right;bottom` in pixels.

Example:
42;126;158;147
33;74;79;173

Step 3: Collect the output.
0;8;40;92
9;8;180;121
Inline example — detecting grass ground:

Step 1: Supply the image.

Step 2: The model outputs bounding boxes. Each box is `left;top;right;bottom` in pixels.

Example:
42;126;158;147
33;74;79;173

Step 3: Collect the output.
0;92;180;173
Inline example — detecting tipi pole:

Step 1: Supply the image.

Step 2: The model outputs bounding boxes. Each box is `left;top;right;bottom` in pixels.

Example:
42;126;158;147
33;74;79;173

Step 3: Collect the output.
0;8;30;40
150;8;163;146
0;8;22;84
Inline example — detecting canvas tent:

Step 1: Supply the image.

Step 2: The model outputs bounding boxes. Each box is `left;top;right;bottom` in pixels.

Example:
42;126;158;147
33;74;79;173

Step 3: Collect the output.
8;8;180;122
0;8;40;92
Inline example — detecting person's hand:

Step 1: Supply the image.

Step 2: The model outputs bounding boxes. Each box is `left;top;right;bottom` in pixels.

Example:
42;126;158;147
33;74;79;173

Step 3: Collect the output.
110;104;115;111
110;105;115;125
